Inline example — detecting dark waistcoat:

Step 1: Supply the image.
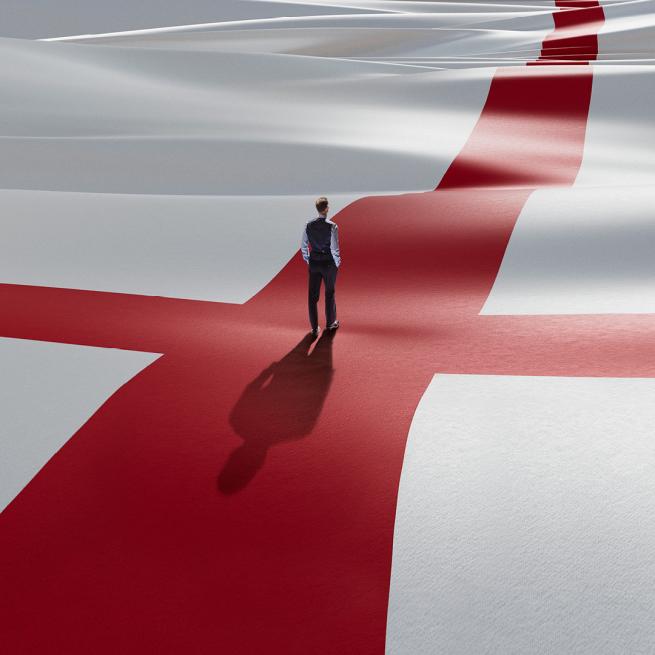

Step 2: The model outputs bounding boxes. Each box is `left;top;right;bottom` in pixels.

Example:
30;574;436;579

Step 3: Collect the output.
306;217;334;262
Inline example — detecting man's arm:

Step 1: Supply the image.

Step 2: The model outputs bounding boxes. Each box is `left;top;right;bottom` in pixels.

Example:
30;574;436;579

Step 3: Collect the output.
300;226;310;264
330;224;341;267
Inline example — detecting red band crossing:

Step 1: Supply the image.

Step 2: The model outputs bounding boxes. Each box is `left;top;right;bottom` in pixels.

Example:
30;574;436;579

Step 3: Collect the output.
5;4;642;654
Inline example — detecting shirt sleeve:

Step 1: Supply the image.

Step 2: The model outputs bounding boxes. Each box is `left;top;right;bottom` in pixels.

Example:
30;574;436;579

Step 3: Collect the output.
330;224;341;267
300;226;310;264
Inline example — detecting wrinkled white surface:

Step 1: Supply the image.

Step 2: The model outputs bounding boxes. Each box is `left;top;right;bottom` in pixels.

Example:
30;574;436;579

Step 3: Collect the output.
0;37;496;195
0;0;379;39
481;185;655;314
576;66;655;187
597;0;655;63
388;373;655;653
0;23;499;301
0;338;160;512
45;2;556;69
0;190;369;302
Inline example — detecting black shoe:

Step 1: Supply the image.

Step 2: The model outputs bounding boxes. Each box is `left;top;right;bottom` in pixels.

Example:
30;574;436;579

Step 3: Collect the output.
311;326;321;338
327;320;340;330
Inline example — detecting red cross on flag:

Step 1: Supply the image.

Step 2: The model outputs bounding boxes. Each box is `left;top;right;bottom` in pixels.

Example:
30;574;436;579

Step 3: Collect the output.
3;1;655;653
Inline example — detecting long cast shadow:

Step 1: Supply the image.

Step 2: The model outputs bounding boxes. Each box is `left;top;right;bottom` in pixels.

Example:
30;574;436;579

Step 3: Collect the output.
218;329;336;494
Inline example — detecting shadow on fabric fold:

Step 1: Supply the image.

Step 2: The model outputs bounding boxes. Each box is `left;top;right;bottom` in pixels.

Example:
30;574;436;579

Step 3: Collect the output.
218;329;336;494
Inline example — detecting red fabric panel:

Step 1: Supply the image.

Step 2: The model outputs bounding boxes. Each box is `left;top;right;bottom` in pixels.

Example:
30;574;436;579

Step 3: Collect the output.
1;4;609;653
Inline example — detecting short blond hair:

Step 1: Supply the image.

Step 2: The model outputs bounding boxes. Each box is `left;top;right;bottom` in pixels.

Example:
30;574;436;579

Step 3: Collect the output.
315;196;328;213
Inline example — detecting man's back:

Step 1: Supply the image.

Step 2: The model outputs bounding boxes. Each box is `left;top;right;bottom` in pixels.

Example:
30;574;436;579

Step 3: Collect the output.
302;196;340;335
304;216;340;266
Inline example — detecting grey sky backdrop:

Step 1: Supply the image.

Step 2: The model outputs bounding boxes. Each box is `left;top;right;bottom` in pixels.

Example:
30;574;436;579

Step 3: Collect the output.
0;0;377;39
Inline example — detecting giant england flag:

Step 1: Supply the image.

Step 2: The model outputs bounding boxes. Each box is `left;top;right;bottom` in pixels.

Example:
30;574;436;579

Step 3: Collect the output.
3;1;655;652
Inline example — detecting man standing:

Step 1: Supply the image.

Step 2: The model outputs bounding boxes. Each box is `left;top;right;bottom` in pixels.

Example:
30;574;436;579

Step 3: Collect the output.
300;196;340;338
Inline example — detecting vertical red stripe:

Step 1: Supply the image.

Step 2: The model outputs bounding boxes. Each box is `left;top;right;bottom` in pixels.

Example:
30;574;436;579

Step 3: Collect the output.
535;0;605;63
438;67;593;189
1;4;620;654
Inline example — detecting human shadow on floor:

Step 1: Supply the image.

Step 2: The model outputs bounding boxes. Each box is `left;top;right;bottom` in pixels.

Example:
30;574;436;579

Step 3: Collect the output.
218;329;336;494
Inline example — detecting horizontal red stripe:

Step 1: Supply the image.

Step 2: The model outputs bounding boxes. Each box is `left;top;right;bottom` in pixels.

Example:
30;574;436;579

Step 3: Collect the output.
1;3;613;654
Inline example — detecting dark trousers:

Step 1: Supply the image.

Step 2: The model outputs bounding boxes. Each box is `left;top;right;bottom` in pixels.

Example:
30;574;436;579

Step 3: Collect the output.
308;259;338;330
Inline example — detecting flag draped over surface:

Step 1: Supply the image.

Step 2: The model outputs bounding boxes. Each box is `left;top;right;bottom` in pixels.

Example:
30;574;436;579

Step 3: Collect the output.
3;1;655;652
